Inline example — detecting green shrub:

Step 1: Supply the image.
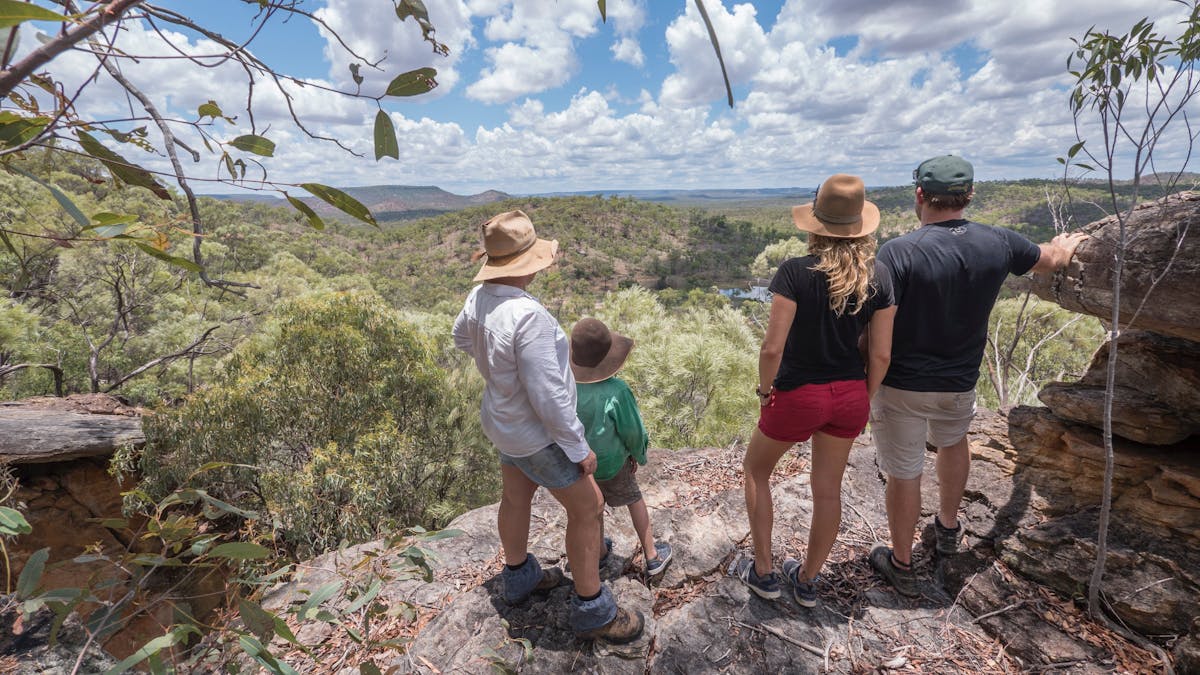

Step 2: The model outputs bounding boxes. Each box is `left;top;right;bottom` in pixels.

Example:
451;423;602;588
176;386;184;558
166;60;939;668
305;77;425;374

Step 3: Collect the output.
593;287;758;448
135;290;497;558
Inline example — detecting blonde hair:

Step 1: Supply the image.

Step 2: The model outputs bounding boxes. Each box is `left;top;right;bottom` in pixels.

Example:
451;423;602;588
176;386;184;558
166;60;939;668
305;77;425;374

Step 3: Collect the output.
808;234;877;316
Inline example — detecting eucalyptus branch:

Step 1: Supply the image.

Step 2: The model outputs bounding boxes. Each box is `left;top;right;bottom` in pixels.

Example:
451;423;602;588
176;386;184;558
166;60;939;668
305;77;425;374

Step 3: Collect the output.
84;29;254;291
103;323;223;392
0;0;146;98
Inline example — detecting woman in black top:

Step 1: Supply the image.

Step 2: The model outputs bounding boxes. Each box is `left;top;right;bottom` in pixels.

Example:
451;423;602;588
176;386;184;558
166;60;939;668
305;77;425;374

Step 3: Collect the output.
736;174;896;607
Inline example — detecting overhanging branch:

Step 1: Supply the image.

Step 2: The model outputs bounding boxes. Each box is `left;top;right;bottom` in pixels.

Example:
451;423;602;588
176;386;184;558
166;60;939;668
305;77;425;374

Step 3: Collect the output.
0;0;146;98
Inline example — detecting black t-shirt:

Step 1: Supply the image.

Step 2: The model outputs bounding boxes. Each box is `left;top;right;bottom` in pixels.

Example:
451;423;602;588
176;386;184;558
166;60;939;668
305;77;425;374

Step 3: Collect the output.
877;219;1042;392
768;255;895;390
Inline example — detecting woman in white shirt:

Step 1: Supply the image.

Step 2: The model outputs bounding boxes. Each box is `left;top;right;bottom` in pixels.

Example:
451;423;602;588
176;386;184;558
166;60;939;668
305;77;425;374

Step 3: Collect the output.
453;210;643;644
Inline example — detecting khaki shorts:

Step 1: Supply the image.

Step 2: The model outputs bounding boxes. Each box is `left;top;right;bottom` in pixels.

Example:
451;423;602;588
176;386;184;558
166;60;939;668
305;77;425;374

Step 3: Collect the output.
594;458;643;507
870;385;976;480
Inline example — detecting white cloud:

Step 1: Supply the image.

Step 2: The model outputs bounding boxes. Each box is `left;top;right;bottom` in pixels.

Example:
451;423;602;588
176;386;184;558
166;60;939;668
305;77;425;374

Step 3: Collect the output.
607;0;646;67
7;0;1197;197
313;0;473;98
611;37;644;67
660;1;770;108
465;0;599;103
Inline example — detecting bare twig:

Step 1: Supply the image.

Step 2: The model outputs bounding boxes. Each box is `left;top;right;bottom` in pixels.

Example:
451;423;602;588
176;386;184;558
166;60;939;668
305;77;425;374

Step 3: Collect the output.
722;616;825;657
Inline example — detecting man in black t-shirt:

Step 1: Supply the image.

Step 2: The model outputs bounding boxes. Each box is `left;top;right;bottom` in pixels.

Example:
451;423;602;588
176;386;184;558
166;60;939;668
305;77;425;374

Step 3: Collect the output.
868;155;1087;597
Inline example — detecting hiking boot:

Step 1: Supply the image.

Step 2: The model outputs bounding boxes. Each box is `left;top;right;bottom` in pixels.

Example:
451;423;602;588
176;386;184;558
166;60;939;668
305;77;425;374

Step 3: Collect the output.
645;541;673;577
782;558;818;608
575;606;645;644
501;554;564;605
734;557;782;599
934;515;963;556
868;543;921;598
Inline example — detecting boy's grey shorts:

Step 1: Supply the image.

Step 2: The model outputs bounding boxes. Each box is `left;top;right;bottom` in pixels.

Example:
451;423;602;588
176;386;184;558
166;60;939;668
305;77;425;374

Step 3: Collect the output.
594;458;643;507
499;443;582;490
870;385;976;480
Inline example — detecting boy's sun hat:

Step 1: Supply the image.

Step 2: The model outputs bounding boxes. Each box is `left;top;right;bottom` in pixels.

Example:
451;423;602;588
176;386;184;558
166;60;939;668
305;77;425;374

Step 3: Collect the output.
792;173;880;238
472;210;559;282
570;318;634;384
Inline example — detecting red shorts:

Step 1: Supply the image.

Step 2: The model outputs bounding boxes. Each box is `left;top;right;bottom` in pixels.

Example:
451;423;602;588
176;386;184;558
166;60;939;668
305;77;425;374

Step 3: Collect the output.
757;379;869;443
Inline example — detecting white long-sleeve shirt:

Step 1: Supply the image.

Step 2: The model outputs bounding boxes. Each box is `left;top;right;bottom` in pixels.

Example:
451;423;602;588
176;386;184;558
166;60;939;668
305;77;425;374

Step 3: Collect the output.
452;283;590;462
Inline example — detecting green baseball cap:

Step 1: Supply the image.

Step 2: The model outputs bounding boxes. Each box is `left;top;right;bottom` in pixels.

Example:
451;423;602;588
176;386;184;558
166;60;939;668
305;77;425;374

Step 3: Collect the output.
913;155;973;195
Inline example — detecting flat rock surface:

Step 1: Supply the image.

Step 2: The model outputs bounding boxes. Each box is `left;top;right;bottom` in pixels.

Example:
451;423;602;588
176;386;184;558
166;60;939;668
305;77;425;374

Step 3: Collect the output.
260;409;1185;673
0;395;144;464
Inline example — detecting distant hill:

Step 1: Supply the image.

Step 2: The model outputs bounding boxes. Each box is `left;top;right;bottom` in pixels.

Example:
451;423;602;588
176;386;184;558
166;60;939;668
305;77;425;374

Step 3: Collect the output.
209;185;512;222
532;187;816;205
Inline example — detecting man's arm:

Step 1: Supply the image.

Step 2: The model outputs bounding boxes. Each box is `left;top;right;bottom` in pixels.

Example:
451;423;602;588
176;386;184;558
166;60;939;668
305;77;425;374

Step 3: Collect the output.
1030;231;1088;275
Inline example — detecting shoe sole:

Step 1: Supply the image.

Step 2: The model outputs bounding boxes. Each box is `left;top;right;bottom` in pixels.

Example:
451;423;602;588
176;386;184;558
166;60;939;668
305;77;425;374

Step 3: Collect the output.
793;592;817;608
742;580;781;599
575;610;645;645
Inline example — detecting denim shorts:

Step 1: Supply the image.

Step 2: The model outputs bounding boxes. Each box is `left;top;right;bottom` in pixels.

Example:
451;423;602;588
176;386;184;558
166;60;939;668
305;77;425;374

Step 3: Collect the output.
499;443;582;490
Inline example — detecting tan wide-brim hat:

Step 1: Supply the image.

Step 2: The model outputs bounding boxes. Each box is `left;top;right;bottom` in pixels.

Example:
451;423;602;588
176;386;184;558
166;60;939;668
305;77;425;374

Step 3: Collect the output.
473;210;559;282
792;173;880;238
570;317;634;384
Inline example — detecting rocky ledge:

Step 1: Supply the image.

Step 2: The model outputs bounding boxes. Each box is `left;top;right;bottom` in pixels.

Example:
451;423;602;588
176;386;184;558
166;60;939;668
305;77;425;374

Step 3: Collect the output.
261;410;1197;673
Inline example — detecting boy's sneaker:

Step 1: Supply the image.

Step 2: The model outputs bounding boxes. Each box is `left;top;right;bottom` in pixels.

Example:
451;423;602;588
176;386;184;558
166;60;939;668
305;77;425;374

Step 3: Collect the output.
868;543;921;598
734;557;782;599
934;515;963;556
782;558;819;608
645;542;673;577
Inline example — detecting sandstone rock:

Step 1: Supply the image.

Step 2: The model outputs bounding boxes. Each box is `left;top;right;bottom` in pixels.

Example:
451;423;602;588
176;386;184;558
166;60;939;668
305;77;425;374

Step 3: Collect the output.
1175;618;1200;674
1038;382;1190;445
1030;191;1200;342
1037;330;1200;445
996;511;1200;637
0;408;143;464
1005;405;1200;546
376;440;1181;673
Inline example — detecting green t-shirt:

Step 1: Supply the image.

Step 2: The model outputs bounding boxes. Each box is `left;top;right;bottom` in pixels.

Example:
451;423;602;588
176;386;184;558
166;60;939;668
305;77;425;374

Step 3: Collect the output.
575;376;649;481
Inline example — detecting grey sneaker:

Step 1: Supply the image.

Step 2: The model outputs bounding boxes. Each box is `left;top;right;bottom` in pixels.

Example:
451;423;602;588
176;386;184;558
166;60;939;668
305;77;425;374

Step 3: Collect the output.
782;558;818;608
869;543;921;598
934;515;963;556
645;541;673;577
734;557;782;599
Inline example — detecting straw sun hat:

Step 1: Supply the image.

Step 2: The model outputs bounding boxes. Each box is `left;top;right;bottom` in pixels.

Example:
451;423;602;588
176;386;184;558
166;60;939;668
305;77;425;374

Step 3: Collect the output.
472;210;559;282
791;173;880;238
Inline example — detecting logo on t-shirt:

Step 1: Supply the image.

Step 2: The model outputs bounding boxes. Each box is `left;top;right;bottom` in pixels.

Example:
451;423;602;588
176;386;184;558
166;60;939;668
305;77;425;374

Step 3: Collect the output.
950;224;967;235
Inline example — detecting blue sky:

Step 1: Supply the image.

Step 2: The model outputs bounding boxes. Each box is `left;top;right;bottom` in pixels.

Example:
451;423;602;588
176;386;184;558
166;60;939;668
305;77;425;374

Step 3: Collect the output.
19;1;1198;195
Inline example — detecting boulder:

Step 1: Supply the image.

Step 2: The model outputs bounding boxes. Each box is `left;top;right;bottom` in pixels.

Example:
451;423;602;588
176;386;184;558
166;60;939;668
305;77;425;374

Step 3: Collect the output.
0;397;143;464
1037;330;1200;445
1006;405;1200;545
1030;191;1200;342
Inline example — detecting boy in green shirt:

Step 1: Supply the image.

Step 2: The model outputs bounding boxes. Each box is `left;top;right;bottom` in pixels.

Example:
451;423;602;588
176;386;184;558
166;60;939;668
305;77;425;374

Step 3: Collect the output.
570;318;673;577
